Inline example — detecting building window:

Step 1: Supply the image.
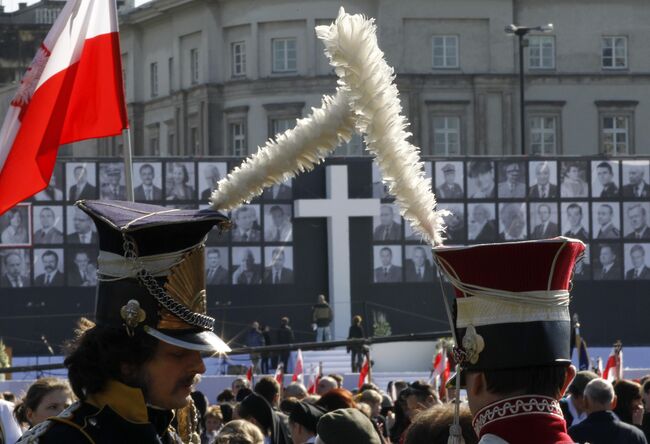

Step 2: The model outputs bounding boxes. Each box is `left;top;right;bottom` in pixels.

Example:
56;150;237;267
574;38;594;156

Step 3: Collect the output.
229;121;247;156
150;62;158;97
272;38;297;73
190;127;200;152
168;57;174;93
601;115;629;154
167;133;175;154
270;118;295;138
432;116;461;155
602;36;627;69
528;36;555;69
432;35;459;69
232;41;246;77
149;136;160;155
529;116;557;154
190;48;200;84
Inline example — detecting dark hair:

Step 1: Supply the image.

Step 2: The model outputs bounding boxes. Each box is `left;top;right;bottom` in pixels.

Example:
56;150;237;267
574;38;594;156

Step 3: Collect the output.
14;378;73;426
280;317;289;326
172;163;190;184
613;379;642;425
236;387;253;402
404;404;478;444
631;244;645;256
2;391;15;403
254;376;280;406
379;247;393;256
219;403;234;423
477;365;568;399
42;250;59;263
217;389;235;403
64;319;159;400
597;162;613;175
567;371;598;397
643;379;650;395
139;163;154;175
567;203;583;216
359;382;380;393
469;161;493;177
405;381;438;404
315;388;356;412
269;205;284;215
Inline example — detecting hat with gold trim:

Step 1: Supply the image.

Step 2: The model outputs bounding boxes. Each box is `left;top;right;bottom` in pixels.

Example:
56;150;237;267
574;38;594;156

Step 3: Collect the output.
76;199;231;353
432;237;585;374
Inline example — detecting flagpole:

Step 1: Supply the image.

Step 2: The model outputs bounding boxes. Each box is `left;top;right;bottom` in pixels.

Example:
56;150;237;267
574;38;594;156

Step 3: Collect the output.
122;128;134;201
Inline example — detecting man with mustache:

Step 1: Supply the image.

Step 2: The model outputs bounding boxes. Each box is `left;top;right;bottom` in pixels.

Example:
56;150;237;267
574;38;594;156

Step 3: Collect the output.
19;200;231;444
34;250;64;287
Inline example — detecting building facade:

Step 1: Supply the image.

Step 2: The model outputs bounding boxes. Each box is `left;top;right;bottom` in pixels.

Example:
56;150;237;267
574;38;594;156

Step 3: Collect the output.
1;0;650;158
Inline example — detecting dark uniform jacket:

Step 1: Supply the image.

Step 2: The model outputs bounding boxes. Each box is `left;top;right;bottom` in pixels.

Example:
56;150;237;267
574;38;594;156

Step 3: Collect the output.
569;410;648;444
18;381;183;444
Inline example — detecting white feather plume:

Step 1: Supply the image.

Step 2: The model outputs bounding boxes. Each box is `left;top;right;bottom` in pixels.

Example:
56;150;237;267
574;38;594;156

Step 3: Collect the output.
316;8;448;245
210;88;356;211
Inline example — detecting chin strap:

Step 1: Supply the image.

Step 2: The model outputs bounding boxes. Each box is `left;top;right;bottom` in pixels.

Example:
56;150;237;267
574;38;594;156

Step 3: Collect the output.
447;362;464;444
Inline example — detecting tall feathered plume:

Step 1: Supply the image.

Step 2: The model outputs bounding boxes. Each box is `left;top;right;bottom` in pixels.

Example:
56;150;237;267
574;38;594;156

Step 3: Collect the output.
316;8;447;245
210;89;356;211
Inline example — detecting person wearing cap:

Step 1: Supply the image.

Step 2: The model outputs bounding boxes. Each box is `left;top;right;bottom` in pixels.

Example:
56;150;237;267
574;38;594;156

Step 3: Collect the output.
436;164;463;199
18;200;231;444
559;371;598;427
497;162;526;198
238;392;291;444
288;401;327;444
316;408;382;444
433;238;585;444
100;166;127;200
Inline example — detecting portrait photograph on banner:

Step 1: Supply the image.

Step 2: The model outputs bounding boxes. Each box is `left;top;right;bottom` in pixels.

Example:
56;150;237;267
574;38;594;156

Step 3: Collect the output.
0;248;31;288
66;162;97;201
263;246;294;284
373;245;402;283
232;246;262;285
165;161;196;201
32;205;64;245
0;204;31;247
132;161;164;202
33;163;64;202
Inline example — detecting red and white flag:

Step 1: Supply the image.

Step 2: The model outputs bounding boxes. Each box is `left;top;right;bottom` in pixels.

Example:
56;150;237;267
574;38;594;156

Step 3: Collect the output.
358;356;370;389
603;343;623;382
292;349;304;383
274;362;284;387
306;364;320;394
246;365;253;383
429;348;451;399
0;0;128;214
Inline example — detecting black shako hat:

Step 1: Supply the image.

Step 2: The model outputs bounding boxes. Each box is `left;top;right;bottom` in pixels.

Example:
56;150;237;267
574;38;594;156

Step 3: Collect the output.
76;199;231;353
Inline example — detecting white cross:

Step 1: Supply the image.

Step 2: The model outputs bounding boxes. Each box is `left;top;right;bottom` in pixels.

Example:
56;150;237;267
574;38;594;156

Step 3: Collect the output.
294;165;381;340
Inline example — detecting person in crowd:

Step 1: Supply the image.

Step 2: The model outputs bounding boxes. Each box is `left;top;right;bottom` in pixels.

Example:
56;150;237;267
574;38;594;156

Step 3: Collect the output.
166;163;195;200
316;408;382;444
403;381;440;419
569;378;647;444
215;419;264;444
34;207;63;244
191;391;209;440
13;378;74;430
134;163;163;201
201;405;223;444
328;375;344;389
220;404;235;424
561;163;588;198
315;377;338;397
358;389;388;439
283;383;307;401
277;317;295;373
218;389;236;404
287;401;326;444
1;396;22;444
232;378;252;400
1;209;27;244
237;392;290;444
389;388;410;444
255;377;282;410
260;325;270;375
347;315;365;372
17;200;230;444
316;388;356;412
560;371;598;427
246;322;265;373
433;238;584;443
312;295;332;342
596;162;619;197
613;379;646;428
404;403;478;444
642;379;650;443
2;393;16;403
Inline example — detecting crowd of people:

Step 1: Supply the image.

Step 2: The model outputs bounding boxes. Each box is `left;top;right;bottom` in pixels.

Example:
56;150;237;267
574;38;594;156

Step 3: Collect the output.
2;371;649;443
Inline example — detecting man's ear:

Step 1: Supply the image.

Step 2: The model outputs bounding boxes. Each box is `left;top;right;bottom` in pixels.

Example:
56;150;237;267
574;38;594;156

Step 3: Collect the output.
560;365;577;398
467;371;486;398
611;395;617;410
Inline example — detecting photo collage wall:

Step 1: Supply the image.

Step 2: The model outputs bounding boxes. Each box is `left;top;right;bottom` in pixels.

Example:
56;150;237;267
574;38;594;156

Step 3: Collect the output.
1;157;649;289
370;158;650;283
0;160;295;288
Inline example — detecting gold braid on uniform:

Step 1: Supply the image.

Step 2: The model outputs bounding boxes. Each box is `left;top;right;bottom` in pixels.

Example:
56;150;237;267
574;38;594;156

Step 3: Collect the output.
175;399;200;444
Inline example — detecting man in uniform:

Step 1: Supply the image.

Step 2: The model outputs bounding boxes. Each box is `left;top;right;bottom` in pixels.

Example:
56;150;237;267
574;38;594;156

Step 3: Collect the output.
433;238;585;443
436;163;463;199
19;200;231;443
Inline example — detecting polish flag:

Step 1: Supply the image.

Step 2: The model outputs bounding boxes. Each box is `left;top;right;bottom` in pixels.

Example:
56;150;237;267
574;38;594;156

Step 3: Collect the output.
430;349;451;399
292;349;304;383
358;356;370;389
0;0;128;214
603;343;623;382
246;365;254;383
274;363;284;387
